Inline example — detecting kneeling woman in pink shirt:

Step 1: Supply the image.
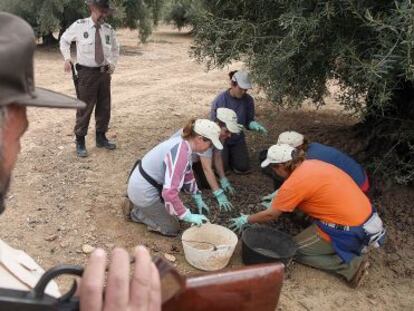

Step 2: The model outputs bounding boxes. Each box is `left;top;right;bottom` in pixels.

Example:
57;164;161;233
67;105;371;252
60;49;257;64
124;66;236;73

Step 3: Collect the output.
126;119;222;236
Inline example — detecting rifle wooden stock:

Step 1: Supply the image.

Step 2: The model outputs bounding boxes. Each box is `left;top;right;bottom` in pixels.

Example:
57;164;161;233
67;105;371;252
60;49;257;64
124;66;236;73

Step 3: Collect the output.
163;263;284;311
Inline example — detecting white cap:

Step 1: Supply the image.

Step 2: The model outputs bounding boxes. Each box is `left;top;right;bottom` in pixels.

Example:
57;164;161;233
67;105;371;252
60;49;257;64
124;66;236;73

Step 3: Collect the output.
231;71;252;89
216;108;243;134
260;144;296;168
277;131;304;148
194;119;223;150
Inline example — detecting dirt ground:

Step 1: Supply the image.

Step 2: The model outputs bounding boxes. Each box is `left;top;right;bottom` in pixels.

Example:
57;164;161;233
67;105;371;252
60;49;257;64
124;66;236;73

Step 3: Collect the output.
1;25;413;310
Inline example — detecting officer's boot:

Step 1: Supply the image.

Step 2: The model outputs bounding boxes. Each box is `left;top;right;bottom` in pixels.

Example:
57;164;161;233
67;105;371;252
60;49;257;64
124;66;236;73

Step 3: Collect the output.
96;131;116;150
76;135;88;157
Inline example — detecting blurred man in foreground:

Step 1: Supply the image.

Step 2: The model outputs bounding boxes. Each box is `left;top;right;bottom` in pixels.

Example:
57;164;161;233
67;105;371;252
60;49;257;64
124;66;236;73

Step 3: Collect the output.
0;12;160;310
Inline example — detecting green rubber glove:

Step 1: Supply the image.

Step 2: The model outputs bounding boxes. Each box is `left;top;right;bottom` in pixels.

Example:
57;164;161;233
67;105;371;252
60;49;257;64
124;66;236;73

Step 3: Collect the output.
219;177;236;195
248;121;268;135
261;190;279;209
229;214;249;233
192;193;209;214
213;189;233;212
260;200;271;209
183;211;209;226
261;189;279;202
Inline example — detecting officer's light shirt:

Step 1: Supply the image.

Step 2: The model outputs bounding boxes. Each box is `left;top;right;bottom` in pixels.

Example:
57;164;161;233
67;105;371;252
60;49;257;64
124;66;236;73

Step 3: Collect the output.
60;17;120;67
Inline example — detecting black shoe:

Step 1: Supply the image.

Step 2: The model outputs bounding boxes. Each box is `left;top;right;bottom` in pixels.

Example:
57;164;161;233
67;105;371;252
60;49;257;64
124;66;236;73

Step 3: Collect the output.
96;132;116;150
76;135;88;157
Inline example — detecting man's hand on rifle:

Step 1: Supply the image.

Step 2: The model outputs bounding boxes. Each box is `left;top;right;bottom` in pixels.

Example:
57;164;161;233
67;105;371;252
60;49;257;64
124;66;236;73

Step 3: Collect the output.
64;59;72;73
79;246;161;311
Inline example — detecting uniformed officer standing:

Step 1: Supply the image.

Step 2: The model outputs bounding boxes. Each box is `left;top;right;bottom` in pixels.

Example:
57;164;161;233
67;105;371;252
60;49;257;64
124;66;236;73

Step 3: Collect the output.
60;0;120;157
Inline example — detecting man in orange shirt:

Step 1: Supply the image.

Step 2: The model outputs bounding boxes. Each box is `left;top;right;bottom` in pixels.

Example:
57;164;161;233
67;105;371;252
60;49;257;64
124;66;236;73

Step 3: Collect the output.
230;144;385;287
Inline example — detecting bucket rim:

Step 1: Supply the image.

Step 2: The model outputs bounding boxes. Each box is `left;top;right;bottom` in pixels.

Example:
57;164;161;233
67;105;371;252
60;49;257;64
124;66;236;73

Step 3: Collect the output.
241;224;298;259
182;223;238;251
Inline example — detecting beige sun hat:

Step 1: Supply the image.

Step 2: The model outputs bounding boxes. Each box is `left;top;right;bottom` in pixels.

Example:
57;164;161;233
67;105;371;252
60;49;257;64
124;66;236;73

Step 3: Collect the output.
194;119;223;150
216;108;243;134
277;131;304;148
231;71;252;89
260;144;296;168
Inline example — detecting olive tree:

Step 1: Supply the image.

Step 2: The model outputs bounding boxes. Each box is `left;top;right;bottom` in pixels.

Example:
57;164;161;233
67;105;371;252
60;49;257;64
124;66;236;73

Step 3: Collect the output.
0;0;167;43
191;0;414;184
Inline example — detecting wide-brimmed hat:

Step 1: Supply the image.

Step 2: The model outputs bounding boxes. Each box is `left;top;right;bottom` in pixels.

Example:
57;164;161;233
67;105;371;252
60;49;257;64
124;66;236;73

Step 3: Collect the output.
277;131;304;148
0;13;84;109
231;71;252;89
194;119;223;150
216;108;243;134
261;144;296;168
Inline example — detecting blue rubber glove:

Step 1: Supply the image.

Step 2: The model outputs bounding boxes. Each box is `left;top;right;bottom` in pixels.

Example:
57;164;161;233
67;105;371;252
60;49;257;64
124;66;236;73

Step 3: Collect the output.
260;190;279;209
213;189;233;212
192;193;209;214
260;200;271;209
183;211;209;226
248;121;268;135
219;177;236;195
261;189;279;202
229;214;249;233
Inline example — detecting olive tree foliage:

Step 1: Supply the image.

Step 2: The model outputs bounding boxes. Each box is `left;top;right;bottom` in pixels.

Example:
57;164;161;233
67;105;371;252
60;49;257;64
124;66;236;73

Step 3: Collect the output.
0;0;86;43
151;0;167;26
163;0;205;31
116;0;167;42
191;0;414;185
164;0;194;30
0;0;167;43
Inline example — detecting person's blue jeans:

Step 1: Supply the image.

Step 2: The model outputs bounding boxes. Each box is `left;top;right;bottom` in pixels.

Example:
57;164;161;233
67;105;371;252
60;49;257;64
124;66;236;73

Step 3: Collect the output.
222;139;250;173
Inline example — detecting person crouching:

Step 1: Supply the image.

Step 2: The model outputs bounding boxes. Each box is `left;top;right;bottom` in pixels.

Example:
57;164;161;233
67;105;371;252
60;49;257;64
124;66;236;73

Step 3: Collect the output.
231;144;385;287
126;119;222;236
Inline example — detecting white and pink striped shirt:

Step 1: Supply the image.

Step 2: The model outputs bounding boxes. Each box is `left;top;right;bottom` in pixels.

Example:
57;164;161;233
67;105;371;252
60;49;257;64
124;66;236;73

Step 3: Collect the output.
127;134;199;219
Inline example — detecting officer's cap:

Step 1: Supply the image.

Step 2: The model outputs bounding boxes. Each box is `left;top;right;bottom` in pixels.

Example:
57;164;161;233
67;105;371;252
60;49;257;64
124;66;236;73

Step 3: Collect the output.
85;0;114;10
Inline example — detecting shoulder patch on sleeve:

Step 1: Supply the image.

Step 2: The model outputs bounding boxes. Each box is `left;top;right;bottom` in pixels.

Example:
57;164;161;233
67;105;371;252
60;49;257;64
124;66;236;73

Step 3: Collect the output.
76;19;86;24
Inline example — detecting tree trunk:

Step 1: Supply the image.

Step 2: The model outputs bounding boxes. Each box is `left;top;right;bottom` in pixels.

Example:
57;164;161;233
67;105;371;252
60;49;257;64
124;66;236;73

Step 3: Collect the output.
41;33;58;46
360;80;414;185
365;80;414;123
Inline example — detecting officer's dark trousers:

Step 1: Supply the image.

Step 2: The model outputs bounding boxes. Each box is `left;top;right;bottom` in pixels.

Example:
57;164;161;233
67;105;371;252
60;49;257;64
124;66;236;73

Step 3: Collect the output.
75;68;111;137
222;139;250;173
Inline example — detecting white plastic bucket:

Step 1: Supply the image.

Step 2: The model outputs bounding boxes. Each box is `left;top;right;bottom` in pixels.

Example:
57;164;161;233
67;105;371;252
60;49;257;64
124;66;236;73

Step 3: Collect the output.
182;223;238;271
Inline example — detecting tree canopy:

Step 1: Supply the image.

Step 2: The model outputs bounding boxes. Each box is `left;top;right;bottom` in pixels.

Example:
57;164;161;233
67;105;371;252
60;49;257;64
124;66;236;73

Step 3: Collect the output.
191;0;414;185
0;0;167;42
164;0;196;30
